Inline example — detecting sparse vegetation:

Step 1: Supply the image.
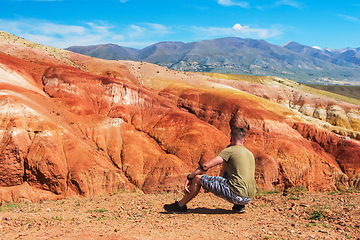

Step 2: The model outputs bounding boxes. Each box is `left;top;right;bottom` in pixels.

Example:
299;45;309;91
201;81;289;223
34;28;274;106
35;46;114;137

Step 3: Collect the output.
308;204;330;220
0;192;359;239
307;84;360;102
287;185;308;194
0;202;19;212
86;208;108;213
257;188;281;196
309;209;325;220
198;72;360;105
52;215;64;221
288;196;300;200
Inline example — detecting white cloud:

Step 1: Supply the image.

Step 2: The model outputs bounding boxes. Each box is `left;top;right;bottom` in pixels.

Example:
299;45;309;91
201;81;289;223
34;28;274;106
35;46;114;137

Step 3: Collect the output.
0;18;124;48
146;23;172;33
0;17;282;49
256;0;304;10
192;24;282;40
8;0;63;1
235;25;282;39
337;14;359;22
128;25;146;38
275;0;302;8
0;18;176;49
217;0;303;9
232;24;249;31
217;0;249;8
128;23;173;39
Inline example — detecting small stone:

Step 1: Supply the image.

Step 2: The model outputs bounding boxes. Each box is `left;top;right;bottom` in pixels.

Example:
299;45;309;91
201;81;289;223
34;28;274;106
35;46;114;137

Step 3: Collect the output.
343;207;350;212
299;204;310;208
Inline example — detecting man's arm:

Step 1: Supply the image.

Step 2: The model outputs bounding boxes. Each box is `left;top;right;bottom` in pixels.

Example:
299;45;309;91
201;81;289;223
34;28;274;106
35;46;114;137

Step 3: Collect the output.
188;155;225;179
201;155;225;172
184;156;225;193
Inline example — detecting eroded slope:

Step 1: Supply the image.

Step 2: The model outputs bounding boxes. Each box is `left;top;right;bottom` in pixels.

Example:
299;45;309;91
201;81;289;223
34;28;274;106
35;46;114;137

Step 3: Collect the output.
0;31;359;202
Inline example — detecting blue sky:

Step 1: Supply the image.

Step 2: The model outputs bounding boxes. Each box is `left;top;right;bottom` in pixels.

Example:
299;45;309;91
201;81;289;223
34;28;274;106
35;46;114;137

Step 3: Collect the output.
1;0;359;50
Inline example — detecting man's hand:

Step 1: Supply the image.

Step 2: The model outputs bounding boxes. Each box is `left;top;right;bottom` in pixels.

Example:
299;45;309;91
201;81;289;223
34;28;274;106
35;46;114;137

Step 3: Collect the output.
184;179;191;194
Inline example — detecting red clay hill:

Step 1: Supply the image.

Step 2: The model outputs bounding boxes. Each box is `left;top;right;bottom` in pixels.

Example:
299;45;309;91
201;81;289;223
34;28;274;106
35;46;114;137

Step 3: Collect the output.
0;31;359;202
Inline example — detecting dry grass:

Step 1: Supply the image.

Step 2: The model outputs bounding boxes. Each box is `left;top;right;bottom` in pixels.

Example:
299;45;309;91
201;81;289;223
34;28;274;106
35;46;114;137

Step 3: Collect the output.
198;72;360;106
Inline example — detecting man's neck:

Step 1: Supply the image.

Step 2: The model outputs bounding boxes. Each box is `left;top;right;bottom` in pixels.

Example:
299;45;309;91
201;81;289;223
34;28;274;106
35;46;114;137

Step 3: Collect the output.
231;140;244;146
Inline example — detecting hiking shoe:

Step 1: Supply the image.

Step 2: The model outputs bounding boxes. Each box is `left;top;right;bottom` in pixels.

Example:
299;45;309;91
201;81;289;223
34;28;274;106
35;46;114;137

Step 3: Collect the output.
164;201;187;213
232;204;245;213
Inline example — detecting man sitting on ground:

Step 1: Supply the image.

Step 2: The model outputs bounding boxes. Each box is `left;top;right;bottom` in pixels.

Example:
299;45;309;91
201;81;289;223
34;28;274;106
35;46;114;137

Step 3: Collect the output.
164;127;257;213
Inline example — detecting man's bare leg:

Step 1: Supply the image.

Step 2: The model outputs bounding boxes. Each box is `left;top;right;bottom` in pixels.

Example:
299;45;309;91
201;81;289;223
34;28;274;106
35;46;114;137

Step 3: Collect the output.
179;175;202;206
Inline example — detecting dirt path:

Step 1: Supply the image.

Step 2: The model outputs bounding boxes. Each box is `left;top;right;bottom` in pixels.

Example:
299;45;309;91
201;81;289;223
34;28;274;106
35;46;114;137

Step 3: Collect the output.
0;190;359;240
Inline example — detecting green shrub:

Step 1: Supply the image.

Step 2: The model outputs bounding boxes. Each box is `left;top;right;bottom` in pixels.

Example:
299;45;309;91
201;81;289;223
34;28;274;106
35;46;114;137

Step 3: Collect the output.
86;208;108;213
0;202;19;212
52;215;64;221
309;209;324;220
287;185;308;194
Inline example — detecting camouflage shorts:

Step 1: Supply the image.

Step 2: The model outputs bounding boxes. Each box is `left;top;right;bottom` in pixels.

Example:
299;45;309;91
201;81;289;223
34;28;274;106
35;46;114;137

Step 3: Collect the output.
200;175;252;205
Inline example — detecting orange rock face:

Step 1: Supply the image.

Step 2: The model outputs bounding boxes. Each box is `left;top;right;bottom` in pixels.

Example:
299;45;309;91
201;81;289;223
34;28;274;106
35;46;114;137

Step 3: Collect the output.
0;32;359;202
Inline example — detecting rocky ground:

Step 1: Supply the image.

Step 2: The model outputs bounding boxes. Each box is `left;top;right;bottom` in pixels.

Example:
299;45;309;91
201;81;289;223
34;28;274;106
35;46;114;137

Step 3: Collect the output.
0;189;359;240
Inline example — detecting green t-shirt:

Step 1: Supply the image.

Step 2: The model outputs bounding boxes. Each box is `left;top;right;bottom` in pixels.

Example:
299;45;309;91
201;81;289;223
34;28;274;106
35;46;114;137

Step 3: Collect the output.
218;145;257;199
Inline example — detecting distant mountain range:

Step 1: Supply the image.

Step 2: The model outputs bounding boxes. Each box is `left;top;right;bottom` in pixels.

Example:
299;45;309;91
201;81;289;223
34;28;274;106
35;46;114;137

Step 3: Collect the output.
66;37;360;85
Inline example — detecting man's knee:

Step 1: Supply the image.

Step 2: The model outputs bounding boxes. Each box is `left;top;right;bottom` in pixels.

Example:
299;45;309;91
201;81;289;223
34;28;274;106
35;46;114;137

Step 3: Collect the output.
193;175;202;183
